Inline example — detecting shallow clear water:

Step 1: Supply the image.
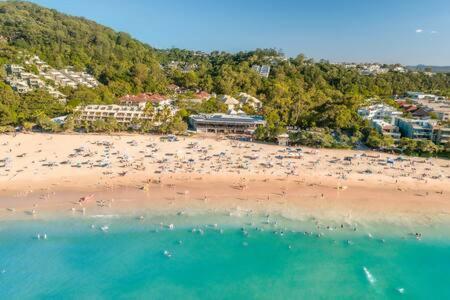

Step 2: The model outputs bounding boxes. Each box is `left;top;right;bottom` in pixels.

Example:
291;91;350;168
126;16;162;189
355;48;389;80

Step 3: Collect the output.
0;215;449;299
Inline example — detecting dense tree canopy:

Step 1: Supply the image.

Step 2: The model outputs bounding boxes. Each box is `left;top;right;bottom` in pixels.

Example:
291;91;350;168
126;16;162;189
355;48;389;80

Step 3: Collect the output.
0;1;449;155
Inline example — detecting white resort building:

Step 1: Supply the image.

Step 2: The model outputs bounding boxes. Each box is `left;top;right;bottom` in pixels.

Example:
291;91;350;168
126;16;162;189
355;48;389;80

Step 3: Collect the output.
357;104;403;120
358;103;403;140
76;93;177;125
76;104;151;124
252;65;271;78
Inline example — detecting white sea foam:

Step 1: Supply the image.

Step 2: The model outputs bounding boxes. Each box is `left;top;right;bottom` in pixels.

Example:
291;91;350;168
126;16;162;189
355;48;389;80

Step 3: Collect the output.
363;267;376;285
90;214;120;218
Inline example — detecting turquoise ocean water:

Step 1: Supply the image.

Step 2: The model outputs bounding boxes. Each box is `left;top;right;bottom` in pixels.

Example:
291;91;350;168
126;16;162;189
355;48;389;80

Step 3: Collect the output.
0;214;449;299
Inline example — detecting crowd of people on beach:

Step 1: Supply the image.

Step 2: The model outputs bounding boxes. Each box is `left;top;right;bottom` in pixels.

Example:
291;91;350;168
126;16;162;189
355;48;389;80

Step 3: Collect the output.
0;134;449;233
1;135;449;188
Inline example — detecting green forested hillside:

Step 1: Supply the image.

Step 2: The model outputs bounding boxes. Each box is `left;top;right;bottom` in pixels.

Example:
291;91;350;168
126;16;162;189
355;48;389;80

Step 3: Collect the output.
0;1;449;153
0;1;166;94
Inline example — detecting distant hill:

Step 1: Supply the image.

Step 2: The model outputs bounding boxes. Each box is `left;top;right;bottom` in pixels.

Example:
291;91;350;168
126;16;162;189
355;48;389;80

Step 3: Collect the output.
407;65;450;73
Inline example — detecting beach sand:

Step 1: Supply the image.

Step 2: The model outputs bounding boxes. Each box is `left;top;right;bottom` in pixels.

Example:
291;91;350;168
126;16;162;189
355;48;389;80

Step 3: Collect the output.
1;133;449;224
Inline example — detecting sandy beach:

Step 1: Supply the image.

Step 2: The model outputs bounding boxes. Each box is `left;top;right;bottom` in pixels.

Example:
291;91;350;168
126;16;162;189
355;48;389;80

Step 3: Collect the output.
0;133;449;224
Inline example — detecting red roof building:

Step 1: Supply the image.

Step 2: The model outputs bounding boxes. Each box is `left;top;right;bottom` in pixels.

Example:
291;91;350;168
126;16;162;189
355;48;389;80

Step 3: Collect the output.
119;93;169;106
193;91;211;100
396;100;418;113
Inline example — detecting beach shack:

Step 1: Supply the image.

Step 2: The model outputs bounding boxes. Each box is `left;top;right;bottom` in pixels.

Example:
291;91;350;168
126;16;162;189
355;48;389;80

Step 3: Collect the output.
277;133;290;146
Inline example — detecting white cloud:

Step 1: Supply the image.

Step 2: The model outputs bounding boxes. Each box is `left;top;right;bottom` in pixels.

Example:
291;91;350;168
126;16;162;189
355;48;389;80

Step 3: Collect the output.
415;29;423;33
431;30;438;34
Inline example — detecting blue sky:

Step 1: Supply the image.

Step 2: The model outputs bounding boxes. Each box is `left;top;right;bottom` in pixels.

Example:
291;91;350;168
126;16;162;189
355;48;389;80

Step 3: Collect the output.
30;0;450;65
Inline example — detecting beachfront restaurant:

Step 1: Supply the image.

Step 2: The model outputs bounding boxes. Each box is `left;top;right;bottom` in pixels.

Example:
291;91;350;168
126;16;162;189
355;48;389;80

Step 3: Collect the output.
189;113;265;134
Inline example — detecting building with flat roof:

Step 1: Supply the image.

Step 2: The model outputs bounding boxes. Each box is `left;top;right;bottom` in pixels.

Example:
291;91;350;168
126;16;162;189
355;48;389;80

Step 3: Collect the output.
76;104;152;124
10;80;30;93
406;92;441;101
357;104;402;120
359;64;389;76
395;118;437;140
371;119;401;140
394;117;450;145
189;113;265;134
433;126;450;146
252;65;271;78
5;64;25;76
